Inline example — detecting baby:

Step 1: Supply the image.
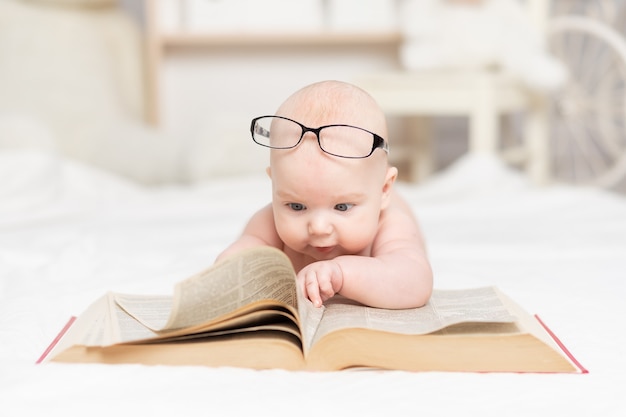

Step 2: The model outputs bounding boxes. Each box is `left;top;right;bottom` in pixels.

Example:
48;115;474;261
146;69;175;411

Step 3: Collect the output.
216;80;433;309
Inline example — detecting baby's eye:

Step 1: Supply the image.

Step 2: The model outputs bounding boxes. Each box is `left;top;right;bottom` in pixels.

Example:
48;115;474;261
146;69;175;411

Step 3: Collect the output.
334;203;354;212
287;203;306;211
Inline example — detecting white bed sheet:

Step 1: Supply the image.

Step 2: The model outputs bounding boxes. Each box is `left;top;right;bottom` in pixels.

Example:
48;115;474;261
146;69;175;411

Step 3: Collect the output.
1;149;625;416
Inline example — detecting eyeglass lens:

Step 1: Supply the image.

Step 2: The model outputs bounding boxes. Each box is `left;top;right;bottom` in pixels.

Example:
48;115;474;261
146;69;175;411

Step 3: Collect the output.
252;116;380;158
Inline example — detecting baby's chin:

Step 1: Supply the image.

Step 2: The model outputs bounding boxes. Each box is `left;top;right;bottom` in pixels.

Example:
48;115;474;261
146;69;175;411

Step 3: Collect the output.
303;244;364;262
293;245;337;263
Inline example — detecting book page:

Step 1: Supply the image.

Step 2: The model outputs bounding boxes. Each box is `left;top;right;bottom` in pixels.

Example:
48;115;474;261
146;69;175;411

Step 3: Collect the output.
54;294;111;349
113;296;303;344
166;246;298;330
309;287;516;349
111;295;170;342
494;288;568;350
115;247;299;331
113;294;175;331
295;287;325;356
48;293;145;358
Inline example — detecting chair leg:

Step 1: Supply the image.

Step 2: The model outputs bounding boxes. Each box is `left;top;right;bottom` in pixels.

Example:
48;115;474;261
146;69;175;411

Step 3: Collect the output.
407;116;434;182
469;79;499;154
525;94;550;184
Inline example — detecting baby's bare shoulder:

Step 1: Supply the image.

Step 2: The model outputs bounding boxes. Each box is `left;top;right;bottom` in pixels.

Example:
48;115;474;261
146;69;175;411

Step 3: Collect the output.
375;191;424;248
383;190;417;222
244;204;283;246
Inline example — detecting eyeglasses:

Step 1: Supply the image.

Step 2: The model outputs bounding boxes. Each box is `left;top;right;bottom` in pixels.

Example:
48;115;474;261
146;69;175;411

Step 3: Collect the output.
250;115;389;159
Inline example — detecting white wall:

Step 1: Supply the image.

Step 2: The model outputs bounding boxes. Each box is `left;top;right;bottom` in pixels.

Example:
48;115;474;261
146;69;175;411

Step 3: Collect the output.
0;0;467;184
119;0;465;182
117;0;470;183
159;46;402;180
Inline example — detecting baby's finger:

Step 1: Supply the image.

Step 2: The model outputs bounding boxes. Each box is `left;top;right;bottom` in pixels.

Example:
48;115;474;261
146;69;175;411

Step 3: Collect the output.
318;276;335;301
305;273;323;307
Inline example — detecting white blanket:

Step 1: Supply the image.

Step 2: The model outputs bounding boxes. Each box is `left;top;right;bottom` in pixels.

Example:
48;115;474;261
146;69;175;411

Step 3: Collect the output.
1;150;625;416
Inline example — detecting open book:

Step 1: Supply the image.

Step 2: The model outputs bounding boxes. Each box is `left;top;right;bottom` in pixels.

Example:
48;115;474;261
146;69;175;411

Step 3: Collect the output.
39;247;586;373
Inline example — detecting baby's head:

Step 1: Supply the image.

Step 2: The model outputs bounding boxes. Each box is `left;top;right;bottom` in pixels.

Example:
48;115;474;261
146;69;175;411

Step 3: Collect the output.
262;80;398;261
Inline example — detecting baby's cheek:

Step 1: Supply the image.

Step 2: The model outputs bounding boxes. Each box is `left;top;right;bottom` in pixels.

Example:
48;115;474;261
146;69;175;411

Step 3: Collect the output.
275;216;304;249
341;224;377;254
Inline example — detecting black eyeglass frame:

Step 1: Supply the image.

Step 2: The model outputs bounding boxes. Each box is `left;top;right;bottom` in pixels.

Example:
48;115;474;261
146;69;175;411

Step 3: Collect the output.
250;115;389;159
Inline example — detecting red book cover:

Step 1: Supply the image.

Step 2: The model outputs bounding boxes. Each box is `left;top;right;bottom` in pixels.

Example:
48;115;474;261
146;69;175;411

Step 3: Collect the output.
535;314;589;374
35;316;76;364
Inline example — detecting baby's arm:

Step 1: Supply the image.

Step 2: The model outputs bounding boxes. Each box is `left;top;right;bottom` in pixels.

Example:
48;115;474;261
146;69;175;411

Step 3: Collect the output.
300;192;433;309
214;204;282;263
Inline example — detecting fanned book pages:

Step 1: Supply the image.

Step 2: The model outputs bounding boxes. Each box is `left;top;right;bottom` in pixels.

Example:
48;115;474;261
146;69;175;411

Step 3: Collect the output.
38;247;587;373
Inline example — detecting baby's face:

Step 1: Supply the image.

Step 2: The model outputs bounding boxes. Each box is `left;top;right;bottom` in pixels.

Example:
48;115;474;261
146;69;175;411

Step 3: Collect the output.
271;149;384;260
267;81;393;262
270;145;389;262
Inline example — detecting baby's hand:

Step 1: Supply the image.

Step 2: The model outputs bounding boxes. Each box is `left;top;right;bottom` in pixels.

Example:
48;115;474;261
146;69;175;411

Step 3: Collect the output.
297;260;343;308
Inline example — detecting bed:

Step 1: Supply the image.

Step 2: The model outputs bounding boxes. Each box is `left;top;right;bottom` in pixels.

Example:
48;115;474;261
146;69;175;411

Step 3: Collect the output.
1;148;625;416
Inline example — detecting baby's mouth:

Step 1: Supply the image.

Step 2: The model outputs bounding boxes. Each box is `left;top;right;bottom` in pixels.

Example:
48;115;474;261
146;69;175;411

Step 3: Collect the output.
314;246;334;254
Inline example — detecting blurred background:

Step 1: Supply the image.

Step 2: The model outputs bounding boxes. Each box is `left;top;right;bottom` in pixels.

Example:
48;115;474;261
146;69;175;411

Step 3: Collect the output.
0;0;624;192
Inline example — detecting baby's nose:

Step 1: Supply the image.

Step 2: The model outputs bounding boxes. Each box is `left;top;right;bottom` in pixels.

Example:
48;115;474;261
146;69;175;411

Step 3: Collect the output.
308;213;333;236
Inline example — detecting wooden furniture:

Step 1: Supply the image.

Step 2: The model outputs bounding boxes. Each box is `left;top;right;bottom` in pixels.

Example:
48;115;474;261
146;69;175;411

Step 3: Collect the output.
142;0;558;185
355;69;550;183
142;0;402;126
355;0;552;183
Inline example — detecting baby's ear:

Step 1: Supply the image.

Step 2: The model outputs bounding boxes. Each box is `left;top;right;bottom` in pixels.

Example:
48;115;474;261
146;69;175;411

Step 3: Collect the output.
266;166;272;178
380;166;398;210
